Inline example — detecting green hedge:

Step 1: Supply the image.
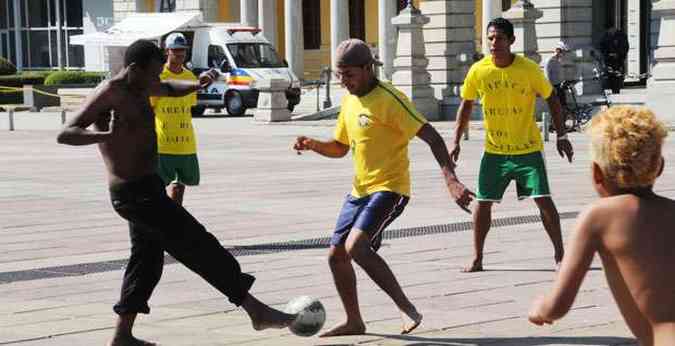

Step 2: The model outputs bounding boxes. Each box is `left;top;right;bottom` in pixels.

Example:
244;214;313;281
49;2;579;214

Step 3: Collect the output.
44;71;106;86
0;71;52;87
0;57;17;75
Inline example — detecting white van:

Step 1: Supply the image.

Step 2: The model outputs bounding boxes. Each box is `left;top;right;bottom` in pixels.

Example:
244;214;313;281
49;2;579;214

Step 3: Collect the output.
71;12;301;116
182;26;301;116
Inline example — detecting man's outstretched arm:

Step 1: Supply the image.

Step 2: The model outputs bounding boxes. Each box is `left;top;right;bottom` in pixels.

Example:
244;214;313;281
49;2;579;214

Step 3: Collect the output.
416;123;474;212
149;69;219;97
529;204;599;324
450;99;473;162
293;136;350;158
57;84;115;146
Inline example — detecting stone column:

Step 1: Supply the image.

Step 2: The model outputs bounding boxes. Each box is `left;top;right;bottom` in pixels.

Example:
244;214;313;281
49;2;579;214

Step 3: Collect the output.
254;79;292;122
378;0;397;80
331;0;349;70
259;0;277;48
241;0;258;27
646;0;675;125
482;0;502;54
420;0;475;120
503;0;542;63
12;0;22;71
285;0;304;78
391;3;439;120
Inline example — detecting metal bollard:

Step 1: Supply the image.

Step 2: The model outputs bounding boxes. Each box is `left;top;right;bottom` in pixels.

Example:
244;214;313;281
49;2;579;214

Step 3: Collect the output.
8;108;14;131
61;109;67;124
322;67;332;109
542;112;550;142
463;126;469;141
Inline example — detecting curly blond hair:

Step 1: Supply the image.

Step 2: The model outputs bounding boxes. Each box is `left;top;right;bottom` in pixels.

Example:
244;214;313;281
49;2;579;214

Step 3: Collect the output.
588;106;668;188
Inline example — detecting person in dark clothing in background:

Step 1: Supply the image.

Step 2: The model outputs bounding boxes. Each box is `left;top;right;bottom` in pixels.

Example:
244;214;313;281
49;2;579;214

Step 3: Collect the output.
597;27;629;94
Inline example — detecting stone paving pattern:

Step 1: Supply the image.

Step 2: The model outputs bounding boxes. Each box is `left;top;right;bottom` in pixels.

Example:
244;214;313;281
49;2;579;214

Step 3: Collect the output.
2;111;672;345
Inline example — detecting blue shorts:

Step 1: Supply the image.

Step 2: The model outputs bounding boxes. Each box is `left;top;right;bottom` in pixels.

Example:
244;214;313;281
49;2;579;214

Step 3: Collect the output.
330;191;409;251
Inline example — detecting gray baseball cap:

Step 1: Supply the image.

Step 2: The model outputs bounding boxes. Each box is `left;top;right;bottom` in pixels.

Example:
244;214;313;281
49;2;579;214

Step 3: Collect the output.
335;39;383;67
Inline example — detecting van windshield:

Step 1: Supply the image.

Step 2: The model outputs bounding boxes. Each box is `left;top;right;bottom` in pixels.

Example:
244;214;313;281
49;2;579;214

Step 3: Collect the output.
227;43;286;68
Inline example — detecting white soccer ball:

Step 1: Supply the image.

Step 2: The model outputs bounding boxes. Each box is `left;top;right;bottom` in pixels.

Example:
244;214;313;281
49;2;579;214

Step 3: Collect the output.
284;296;326;337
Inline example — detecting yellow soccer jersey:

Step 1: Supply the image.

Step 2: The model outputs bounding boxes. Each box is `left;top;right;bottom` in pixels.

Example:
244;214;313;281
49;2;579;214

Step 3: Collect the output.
461;55;553;155
150;66;198;155
334;81;427;198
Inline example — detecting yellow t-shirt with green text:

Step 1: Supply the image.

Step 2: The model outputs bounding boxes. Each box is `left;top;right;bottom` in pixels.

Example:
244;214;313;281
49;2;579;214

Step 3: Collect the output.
461;55;553;155
150;66;198;155
334;81;427;198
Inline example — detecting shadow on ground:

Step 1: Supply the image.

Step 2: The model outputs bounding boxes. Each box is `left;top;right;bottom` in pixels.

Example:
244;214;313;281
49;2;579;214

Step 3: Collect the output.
368;334;636;346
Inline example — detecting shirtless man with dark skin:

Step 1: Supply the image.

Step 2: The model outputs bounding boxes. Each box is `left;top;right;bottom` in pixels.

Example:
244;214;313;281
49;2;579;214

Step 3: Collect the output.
57;40;294;346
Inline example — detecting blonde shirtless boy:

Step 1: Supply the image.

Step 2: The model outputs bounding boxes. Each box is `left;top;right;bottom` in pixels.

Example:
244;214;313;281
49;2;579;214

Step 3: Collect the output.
528;106;675;346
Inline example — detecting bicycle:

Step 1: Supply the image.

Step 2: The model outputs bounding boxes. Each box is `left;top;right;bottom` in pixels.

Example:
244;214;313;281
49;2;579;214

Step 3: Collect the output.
551;54;613;133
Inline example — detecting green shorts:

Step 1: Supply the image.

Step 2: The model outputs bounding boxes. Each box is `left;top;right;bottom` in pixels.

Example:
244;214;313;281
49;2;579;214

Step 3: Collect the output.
477;151;551;202
157;153;200;186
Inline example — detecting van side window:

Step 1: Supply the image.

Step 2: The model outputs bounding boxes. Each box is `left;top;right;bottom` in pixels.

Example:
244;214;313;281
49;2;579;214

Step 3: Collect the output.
208;45;227;70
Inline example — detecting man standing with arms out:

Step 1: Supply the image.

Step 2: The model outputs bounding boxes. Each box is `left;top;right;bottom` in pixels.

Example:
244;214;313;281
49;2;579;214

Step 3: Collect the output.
293;39;474;337
529;107;675;346
452;18;574;273
152;33;200;205
57;40;294;346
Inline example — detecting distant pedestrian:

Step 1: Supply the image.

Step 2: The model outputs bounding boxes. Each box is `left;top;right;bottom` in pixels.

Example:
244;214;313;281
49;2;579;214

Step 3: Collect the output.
598;27;629;93
544;41;571;111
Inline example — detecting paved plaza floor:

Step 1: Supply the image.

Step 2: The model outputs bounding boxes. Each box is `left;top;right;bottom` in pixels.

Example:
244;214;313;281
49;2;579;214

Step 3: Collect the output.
2;112;672;345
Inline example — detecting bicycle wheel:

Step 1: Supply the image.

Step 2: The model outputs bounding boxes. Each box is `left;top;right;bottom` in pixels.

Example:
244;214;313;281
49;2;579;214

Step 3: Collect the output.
563;111;577;132
577;104;594;129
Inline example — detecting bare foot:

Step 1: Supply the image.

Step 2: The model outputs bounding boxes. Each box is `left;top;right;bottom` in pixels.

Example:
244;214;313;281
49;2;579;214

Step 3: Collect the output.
242;295;296;331
251;306;296;331
461;259;483;273
400;309;423;334
108;334;157;346
319;321;366;337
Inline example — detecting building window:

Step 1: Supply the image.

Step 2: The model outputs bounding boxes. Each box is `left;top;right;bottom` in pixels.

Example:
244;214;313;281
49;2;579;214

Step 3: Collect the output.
2;0;84;68
303;0;321;49
349;0;365;41
396;0;407;14
160;0;175;12
502;0;511;11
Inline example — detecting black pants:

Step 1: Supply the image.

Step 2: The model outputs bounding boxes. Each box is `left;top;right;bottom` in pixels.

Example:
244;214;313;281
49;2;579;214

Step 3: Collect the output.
109;174;254;315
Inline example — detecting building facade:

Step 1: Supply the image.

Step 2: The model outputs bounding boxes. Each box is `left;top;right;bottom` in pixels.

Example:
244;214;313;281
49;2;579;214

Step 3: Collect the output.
3;1;674;121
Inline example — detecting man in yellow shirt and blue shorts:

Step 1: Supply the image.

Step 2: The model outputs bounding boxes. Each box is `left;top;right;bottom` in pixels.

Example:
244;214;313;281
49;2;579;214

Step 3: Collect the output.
293;39;474;337
151;32;200;205
452;18;574;273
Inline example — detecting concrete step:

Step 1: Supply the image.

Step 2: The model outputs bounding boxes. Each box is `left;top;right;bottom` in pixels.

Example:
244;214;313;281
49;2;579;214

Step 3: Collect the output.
608;87;646;106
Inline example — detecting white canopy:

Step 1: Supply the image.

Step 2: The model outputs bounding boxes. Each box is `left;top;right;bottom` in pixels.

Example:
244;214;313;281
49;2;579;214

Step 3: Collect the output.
70;12;203;47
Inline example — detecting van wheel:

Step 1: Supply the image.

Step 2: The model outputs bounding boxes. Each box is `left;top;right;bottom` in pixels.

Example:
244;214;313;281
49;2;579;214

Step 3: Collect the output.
226;91;246;117
191;105;206;117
